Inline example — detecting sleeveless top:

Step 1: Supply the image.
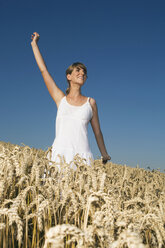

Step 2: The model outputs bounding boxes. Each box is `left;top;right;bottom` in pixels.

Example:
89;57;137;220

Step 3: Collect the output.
49;96;94;169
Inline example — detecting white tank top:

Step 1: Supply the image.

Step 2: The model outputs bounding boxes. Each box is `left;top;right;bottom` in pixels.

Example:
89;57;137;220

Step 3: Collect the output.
50;96;94;168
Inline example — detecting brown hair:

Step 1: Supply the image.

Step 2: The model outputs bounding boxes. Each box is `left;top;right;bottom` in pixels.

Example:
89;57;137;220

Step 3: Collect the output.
65;62;87;95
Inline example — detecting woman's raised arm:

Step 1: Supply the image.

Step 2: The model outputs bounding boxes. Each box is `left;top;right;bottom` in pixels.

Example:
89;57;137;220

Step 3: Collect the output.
31;32;65;107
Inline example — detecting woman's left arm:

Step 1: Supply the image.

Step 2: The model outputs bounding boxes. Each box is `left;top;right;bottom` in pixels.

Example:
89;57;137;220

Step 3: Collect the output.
90;98;111;163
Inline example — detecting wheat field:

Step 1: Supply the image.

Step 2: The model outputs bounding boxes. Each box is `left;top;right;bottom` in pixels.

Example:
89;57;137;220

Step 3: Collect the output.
0;141;164;248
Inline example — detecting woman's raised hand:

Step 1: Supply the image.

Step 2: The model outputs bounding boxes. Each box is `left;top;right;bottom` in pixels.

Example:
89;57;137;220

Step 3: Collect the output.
31;32;40;45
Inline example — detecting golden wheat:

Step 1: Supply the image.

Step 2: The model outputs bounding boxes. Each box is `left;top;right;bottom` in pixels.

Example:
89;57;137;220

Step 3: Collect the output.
0;141;164;248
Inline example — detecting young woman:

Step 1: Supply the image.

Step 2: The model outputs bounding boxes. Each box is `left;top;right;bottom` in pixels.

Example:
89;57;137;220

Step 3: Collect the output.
31;32;111;168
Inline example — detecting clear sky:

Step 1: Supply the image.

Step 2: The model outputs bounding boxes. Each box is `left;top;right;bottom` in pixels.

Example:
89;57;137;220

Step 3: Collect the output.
0;0;165;171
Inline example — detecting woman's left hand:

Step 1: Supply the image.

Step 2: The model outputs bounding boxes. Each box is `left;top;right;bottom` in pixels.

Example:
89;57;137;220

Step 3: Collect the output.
101;154;111;164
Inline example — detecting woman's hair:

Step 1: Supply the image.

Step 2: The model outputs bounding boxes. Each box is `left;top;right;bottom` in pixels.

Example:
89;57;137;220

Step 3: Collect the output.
65;62;87;95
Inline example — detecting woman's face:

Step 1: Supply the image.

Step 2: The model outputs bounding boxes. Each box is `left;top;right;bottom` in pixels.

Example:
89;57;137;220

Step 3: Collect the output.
67;66;87;86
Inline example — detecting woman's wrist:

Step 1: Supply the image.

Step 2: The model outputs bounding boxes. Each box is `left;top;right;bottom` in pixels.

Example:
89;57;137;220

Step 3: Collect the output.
31;40;38;47
101;152;109;157
101;153;111;160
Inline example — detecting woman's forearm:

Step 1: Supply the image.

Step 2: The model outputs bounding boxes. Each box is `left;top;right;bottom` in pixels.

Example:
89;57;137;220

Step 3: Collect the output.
31;42;47;73
95;131;109;157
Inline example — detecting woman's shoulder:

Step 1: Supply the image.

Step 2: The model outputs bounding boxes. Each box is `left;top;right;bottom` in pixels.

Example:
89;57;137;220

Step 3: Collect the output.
88;97;97;112
89;97;96;106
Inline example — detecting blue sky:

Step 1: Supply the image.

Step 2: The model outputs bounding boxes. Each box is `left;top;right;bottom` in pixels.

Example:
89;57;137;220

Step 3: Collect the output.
0;0;165;171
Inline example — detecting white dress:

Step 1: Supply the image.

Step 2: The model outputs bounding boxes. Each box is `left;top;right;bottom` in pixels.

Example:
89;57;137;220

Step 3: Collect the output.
49;96;94;169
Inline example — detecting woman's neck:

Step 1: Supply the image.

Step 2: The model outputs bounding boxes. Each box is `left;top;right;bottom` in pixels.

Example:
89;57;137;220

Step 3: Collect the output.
68;85;82;99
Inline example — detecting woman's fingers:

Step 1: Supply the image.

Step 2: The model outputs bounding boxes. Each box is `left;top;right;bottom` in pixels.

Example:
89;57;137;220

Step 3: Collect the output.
31;32;40;37
33;32;40;37
101;155;111;164
31;32;40;43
